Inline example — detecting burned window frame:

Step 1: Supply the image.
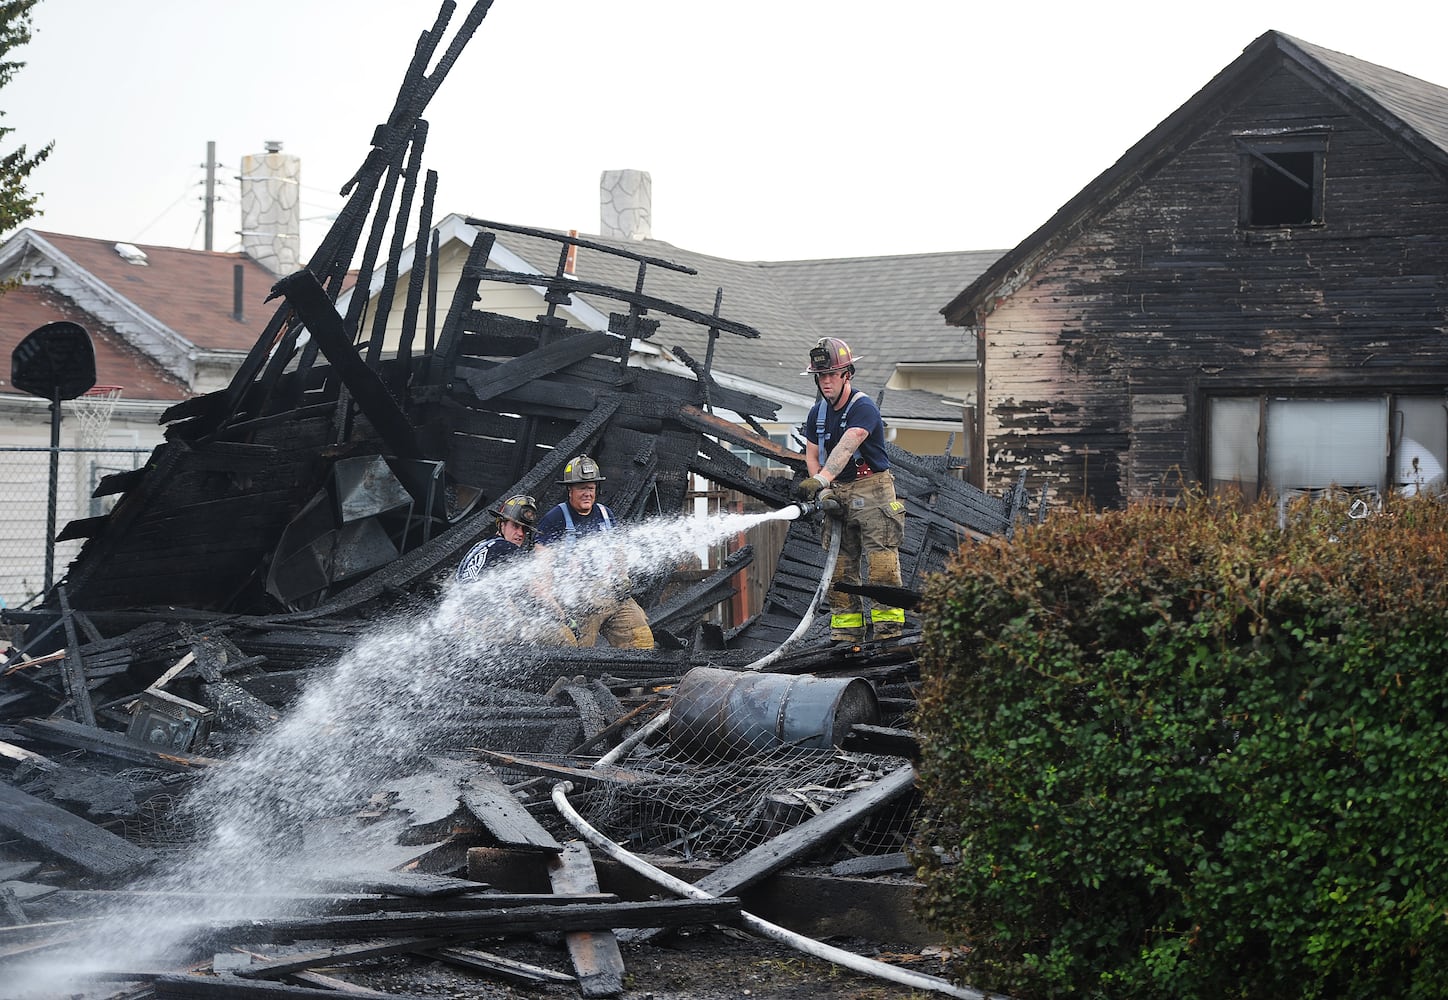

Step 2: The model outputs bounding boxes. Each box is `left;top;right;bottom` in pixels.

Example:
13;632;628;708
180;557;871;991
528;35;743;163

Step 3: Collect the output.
1235;130;1330;228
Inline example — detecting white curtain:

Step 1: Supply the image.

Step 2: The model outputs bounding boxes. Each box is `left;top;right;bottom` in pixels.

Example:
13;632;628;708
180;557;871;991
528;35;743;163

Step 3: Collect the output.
1267;398;1386;491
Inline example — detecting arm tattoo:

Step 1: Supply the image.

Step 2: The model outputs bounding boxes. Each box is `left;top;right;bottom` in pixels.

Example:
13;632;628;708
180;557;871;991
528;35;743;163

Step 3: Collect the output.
822;427;868;481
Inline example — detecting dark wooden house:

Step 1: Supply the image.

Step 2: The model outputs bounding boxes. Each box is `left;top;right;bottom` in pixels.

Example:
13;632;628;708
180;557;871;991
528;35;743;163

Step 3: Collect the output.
944;30;1448;509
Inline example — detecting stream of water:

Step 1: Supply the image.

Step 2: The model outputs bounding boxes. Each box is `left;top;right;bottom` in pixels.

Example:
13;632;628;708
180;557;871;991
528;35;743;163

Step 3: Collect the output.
8;505;806;997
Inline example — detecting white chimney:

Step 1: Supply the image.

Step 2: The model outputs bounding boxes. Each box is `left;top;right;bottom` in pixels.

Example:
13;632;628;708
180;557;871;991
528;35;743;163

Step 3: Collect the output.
239;140;301;275
600;169;652;241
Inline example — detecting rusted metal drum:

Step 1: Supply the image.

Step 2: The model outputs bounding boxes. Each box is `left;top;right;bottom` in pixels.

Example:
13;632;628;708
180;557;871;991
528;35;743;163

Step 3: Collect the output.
668;666;880;760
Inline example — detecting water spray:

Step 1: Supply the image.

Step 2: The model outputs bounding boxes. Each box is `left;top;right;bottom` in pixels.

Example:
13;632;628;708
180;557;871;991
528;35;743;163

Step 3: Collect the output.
8;506;811;998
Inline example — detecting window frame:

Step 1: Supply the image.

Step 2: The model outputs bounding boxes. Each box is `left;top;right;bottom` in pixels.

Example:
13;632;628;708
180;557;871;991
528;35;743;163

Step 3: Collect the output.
1235;131;1329;229
1205;389;1448;503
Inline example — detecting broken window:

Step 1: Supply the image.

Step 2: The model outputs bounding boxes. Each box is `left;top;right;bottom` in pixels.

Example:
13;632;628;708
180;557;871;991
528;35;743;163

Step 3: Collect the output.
1237;133;1328;227
1207;393;1448;502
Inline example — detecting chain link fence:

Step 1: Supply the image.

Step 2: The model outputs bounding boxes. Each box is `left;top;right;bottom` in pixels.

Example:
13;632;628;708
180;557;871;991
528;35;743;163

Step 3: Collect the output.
0;445;148;612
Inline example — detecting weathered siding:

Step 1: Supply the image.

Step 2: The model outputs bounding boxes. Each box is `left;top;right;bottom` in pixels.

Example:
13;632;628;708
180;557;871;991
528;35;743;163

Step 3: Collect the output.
981;62;1448;507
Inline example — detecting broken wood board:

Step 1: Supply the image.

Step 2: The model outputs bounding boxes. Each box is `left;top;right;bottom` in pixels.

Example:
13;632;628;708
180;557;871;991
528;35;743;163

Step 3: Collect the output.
202;896;742;945
14;717;222;771
153;973;429;998
0;782;155;878
231;936;456;980
425;945;576;987
472;748;644;789
549;841;625;997
294;871;488;899
457;763;562;853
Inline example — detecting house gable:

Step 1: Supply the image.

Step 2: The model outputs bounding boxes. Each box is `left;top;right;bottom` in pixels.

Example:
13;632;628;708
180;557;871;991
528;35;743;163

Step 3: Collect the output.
950;31;1448;508
0;230;274;393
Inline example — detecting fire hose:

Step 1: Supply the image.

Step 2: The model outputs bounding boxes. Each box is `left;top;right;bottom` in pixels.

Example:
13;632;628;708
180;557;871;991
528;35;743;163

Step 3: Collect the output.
548;503;1001;1000
551;780;992;999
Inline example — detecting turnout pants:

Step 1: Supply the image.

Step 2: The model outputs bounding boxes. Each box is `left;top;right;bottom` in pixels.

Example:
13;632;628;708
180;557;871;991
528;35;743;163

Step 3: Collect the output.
821;470;906;641
579;593;654;649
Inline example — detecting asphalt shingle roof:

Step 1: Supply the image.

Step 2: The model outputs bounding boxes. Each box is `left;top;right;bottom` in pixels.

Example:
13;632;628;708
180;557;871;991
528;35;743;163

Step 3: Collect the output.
0;285;189;401
1283;33;1448;158
37;233;277;353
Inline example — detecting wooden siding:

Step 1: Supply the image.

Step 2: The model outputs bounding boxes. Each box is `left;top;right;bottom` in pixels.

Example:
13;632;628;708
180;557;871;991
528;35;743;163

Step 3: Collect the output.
980;63;1448;507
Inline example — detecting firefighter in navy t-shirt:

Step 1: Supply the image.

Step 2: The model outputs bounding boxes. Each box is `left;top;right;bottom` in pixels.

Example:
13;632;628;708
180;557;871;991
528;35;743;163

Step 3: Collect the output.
794;338;907;642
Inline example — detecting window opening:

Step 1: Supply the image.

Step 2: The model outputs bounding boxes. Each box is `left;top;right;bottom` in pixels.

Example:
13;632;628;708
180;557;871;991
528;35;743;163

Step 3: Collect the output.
1236;132;1327;228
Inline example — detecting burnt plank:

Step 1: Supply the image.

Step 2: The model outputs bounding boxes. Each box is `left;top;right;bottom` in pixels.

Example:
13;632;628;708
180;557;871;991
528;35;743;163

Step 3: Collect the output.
841;724;919;761
456;765;563;853
0;782;154;878
425;946;576;987
270;268;422;462
203;896;741;944
829;852;917;877
153;975;426;998
55;590;96;727
233;937;455;980
14;718;222;772
548;842;625;998
298;872;487;899
472;750;644;790
693;765;917;898
460;332;615;404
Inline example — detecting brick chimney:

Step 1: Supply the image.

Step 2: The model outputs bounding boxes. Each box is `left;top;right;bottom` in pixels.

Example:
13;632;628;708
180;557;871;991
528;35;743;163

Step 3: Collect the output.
239;140;301;275
600;169;652;241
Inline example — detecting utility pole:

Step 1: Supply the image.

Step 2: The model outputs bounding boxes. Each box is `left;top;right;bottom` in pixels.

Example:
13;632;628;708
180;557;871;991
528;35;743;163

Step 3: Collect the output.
204;140;216;251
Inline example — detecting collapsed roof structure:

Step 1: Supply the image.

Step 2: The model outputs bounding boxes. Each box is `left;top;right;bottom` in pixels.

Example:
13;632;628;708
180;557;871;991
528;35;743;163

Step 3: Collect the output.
0;4;1032;997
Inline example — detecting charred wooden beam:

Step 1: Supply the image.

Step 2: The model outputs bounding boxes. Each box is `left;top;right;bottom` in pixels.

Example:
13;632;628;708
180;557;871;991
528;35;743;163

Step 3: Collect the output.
14;717;222;772
55;589;96;728
841;724;920;761
456;765;562;853
692;765;917;898
153;974;426;998
472;750;644;790
231;936;457;980
548;841;625;997
266;270;422;461
0;782;155;878
200;896;742;945
460;331;618;404
425;945;576;987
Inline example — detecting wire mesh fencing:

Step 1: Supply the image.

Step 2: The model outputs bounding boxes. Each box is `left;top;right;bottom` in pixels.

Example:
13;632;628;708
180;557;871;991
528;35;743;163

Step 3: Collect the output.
0;446;148;612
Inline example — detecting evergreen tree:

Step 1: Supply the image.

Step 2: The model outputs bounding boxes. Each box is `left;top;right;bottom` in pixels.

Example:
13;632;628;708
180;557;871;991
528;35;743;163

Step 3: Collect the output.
0;0;50;234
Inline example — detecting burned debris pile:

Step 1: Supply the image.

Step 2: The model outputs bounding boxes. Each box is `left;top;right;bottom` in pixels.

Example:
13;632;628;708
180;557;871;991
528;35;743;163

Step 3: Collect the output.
2;3;1028;997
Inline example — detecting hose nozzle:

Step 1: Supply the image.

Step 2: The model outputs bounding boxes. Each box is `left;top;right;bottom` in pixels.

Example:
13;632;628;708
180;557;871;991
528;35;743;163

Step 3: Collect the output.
788;495;841;519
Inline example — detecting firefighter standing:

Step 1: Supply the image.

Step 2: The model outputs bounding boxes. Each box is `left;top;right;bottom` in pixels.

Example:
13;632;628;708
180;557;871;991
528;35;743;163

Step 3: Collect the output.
534;455;655;649
795;338;907;642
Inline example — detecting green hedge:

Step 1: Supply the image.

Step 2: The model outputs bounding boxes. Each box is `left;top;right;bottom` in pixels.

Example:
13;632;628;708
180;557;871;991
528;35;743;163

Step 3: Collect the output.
913;493;1448;999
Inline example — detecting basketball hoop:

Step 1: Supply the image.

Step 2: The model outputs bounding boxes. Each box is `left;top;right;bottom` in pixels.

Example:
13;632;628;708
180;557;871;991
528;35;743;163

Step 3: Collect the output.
68;384;124;448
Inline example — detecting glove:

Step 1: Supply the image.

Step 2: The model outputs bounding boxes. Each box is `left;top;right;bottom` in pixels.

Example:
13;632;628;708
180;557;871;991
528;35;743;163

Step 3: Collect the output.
796;476;825;500
817;489;840;513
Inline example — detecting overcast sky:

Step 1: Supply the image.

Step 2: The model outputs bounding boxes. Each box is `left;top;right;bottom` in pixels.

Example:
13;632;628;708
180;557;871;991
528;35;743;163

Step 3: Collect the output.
3;0;1444;263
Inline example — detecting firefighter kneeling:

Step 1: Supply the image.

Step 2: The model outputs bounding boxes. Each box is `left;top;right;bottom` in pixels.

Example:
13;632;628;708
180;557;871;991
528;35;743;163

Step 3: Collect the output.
533;455;655;650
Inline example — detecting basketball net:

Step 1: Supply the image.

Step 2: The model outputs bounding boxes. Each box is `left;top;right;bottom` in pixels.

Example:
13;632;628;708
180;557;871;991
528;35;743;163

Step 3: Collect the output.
68;385;124;449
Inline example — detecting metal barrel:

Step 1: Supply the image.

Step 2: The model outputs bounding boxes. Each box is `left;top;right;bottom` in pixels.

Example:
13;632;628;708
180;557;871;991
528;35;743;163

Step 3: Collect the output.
668;666;880;761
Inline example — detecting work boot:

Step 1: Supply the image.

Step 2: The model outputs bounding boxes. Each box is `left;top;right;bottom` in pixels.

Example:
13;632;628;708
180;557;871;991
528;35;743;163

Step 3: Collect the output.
830;630;865;644
872;624;903;641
